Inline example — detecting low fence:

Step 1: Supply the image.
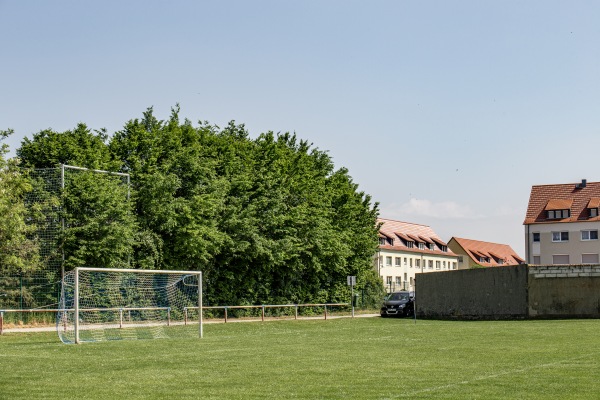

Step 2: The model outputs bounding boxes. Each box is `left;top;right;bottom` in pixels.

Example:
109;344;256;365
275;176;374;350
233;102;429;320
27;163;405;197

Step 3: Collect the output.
184;303;348;324
0;303;351;334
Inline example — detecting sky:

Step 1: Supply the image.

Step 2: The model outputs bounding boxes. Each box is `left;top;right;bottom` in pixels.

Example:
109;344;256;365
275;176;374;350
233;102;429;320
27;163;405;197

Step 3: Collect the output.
2;1;599;257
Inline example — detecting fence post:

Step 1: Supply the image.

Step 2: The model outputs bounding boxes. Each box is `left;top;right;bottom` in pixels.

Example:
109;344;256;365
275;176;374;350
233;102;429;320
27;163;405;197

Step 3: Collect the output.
262;305;265;322
119;309;123;329
184;308;188;325
295;304;298;320
0;311;3;335
167;308;171;327
224;307;228;323
324;305;328;320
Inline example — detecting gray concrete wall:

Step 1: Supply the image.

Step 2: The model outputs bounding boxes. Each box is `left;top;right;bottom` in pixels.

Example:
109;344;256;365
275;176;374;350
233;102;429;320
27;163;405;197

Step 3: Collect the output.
528;265;600;318
416;264;600;319
415;265;529;319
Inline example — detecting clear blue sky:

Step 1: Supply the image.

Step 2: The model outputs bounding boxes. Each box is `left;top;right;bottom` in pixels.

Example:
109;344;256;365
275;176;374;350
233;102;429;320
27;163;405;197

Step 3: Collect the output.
2;1;599;257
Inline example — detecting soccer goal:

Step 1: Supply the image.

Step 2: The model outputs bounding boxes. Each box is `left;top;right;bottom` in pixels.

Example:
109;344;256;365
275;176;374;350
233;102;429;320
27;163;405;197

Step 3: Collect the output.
57;268;202;344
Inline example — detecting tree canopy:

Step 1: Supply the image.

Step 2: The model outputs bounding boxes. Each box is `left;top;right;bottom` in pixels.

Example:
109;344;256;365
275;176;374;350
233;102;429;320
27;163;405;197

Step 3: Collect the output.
9;107;382;305
0;130;40;274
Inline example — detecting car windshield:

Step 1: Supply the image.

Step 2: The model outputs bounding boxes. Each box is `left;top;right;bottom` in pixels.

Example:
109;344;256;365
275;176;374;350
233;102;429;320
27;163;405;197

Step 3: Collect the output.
388;292;409;301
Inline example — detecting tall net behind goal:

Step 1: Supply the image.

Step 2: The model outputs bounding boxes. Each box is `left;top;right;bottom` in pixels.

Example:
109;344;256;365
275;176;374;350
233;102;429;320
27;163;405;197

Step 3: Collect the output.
57;268;202;344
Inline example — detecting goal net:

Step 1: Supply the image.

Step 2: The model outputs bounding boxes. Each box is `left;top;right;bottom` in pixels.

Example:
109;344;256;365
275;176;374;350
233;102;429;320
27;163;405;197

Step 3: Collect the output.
57;268;202;344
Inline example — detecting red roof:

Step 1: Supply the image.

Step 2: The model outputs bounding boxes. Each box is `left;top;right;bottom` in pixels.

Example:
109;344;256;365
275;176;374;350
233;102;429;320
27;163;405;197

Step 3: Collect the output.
377;218;456;257
544;199;573;210
449;237;523;267
524;180;600;224
588;198;600;208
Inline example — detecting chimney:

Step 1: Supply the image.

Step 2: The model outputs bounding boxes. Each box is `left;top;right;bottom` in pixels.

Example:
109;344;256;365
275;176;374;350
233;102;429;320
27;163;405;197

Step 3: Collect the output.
576;179;587;189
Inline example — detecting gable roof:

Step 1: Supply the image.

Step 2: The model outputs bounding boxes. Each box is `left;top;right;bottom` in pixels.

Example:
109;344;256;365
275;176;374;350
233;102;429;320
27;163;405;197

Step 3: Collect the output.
524;180;600;224
449;237;523;267
377;218;456;257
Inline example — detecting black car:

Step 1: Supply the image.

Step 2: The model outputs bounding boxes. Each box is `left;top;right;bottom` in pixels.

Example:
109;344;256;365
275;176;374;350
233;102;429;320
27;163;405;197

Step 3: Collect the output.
380;291;414;317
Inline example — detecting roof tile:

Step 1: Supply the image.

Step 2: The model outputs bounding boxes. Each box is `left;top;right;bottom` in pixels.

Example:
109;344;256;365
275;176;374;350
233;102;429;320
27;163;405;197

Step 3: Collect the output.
524;181;600;224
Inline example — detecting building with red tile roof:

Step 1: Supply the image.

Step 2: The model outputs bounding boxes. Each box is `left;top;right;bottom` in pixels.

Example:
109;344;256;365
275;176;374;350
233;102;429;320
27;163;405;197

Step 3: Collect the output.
376;218;459;292
524;179;600;265
448;237;524;269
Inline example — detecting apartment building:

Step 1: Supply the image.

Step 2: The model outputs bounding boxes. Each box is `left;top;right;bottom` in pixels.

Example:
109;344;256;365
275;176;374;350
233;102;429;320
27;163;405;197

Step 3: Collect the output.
524;179;600;265
376;218;459;292
448;237;524;269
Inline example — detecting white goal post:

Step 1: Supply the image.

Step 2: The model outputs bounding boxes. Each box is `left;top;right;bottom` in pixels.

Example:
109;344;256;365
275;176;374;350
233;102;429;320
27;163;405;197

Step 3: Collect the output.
57;267;202;344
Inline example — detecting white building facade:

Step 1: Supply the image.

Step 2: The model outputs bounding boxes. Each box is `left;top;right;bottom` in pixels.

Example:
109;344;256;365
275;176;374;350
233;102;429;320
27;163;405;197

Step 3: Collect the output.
524;180;600;265
375;218;459;292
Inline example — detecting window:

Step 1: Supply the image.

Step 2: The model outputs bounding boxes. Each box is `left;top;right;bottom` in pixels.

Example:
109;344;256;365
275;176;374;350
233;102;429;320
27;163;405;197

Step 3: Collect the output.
385;256;392;266
479;256;489;263
415;259;420;268
379;256;383;267
590;208;598;218
435;261;441;269
403;257;407;265
428;260;433;269
552;254;569;265
418;243;425;250
443;261;446;269
395;257;401;266
532;232;540;242
406;241;414;248
582;254;599;264
440;245;448;252
552;231;569;242
497;259;504;265
581;230;598;241
386;276;392;285
548;209;570;219
404;273;407;281
379;237;387;246
429;243;435;251
409;277;414;286
452;262;457;270
409;258;413;267
395;276;401;285
533;256;540;264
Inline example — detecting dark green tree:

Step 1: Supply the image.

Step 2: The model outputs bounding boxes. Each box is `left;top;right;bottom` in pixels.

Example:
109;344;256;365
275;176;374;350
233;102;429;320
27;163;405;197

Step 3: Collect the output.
16;125;138;272
17;123;116;170
0;130;40;274
110;107;381;305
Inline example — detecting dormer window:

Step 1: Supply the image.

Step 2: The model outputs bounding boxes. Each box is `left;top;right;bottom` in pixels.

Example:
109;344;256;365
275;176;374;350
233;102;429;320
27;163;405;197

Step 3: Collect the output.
429;243;435;251
479;256;490;263
587;198;600;218
418;243;425;250
545;199;573;220
379;237;387;246
547;209;570;219
405;241;414;248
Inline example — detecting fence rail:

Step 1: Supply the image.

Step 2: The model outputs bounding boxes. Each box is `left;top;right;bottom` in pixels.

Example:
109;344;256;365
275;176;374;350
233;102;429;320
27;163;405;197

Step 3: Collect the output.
0;303;351;334
185;303;349;324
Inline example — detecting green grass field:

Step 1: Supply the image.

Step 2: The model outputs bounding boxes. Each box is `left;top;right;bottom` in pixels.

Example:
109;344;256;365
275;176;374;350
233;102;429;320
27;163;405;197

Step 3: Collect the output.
1;317;599;399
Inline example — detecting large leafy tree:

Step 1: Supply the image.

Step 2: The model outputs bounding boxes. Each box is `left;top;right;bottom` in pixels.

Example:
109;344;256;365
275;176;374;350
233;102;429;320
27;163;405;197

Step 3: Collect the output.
14;106;382;305
17;123;116;170
16;125;139;272
109;107;381;305
0;130;40;274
